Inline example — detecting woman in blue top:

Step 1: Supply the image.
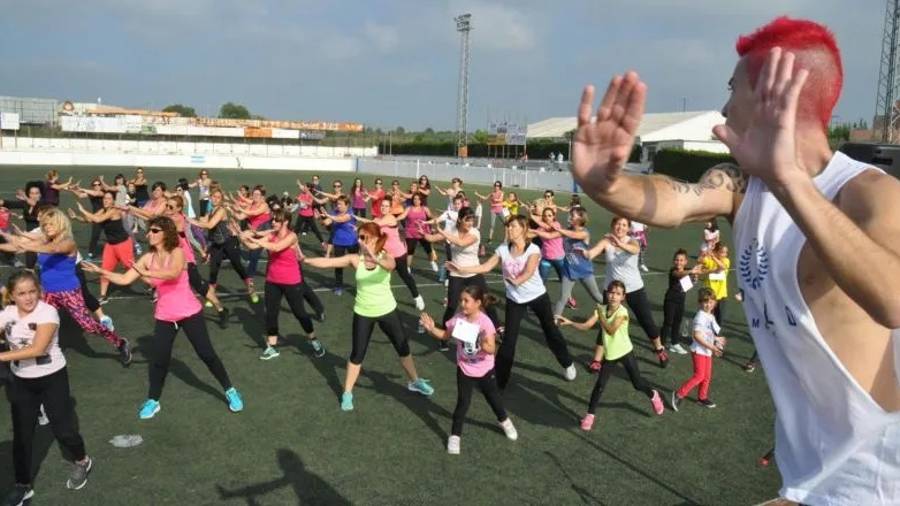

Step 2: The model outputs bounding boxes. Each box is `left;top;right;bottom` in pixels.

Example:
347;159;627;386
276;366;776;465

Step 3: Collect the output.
0;208;132;366
549;208;604;317
317;195;358;296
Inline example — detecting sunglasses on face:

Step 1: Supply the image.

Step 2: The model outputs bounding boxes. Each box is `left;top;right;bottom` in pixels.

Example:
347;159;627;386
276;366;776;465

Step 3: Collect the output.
92;183;101;187
166;204;176;210
358;235;369;241
148;228;163;234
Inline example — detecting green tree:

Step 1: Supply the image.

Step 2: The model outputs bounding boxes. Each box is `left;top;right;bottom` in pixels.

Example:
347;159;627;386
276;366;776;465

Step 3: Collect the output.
162;104;197;117
394;126;405;134
219;102;251;119
472;129;488;143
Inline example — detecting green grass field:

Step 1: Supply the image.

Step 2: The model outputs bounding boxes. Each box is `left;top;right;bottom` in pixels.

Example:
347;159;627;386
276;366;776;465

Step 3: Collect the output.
0;165;779;505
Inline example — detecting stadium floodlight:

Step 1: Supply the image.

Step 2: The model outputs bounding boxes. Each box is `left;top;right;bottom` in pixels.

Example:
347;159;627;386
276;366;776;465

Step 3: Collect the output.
455;13;472;157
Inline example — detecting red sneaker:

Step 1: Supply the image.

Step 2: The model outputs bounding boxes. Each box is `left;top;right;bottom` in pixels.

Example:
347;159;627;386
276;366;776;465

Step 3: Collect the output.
589;360;602;373
580;414;595;431
655;348;669;368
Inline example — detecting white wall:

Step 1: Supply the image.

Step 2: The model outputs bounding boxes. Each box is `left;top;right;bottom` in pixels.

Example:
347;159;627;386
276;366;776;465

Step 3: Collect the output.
640;111;725;143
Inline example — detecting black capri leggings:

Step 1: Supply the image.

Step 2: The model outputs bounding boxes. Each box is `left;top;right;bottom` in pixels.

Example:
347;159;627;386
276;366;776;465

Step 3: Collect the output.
393;254;419;298
587;351;654;414
187;262;210;298
405;238;433;256
265;281;314;335
350;310;410;365
149;311;232;400
76;262;100;313
605;287;660;341
332;244;359;288
208;236;250;286
296;216;324;243
442;275;500;328
10;367;87;485
496;292;574;389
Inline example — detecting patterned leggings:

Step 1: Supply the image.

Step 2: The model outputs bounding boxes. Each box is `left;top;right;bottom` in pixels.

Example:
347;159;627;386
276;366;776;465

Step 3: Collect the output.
44;289;124;347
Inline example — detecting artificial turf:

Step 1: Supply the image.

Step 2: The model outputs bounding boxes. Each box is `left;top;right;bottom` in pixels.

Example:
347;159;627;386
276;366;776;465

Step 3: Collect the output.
0;165;780;505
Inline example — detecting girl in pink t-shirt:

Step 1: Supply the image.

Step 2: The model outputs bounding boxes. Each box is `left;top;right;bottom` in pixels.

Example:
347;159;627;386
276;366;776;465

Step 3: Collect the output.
531;207;566;282
419;284;518;455
236;209;325;361
356;200;425;311
474;181;505;244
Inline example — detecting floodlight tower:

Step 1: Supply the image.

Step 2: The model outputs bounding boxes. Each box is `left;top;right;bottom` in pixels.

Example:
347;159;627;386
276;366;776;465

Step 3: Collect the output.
455;13;472;157
875;0;900;142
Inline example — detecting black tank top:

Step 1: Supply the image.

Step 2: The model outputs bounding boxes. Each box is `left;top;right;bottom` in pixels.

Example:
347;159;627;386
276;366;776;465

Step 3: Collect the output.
89;195;103;212
135;184;149;203
665;268;687;301
102;218;130;245
209;209;231;245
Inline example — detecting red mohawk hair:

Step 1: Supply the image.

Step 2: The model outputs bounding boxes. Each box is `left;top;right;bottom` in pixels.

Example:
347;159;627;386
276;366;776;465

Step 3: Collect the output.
736;17;843;130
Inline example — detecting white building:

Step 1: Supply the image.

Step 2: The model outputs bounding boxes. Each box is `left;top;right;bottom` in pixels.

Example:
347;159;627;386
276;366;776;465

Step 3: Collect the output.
528;111;728;165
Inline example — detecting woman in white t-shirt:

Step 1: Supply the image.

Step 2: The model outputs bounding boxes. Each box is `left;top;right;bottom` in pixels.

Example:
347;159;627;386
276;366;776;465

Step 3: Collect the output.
449;215;576;390
422;206;500;351
0;271;93;502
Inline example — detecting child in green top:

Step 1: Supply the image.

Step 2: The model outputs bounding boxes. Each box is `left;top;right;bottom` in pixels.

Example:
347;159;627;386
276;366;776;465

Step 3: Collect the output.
557;280;665;431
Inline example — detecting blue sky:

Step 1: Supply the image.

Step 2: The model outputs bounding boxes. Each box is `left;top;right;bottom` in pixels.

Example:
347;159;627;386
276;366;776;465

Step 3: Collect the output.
0;0;883;131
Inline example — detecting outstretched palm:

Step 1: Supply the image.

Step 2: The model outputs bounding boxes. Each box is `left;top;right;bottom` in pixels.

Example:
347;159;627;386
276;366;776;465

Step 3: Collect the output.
571;72;646;193
712;48;809;188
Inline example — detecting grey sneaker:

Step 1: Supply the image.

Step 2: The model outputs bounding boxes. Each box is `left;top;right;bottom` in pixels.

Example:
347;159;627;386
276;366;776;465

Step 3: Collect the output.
3;484;33;506
66;456;92;490
309;338;325;358
117;338;132;367
260;346;280;360
671;391;682;412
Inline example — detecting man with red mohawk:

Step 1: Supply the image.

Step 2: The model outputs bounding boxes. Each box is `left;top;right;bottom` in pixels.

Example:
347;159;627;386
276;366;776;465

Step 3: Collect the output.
570;16;900;505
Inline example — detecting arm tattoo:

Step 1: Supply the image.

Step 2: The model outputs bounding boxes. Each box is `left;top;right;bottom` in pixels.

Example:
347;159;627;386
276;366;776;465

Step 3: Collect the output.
664;163;747;196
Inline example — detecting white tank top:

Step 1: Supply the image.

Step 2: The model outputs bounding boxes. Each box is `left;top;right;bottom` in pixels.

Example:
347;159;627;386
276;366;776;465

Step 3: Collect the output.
733;151;900;504
603;242;644;293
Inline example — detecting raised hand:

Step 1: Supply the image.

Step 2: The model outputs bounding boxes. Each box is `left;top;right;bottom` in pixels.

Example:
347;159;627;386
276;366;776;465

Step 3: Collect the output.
571;72;647;193
712;47;809;188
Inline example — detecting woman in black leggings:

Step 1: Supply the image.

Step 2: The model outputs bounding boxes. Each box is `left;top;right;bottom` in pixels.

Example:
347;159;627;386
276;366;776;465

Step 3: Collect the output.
449;215;577;390
188;188;258;304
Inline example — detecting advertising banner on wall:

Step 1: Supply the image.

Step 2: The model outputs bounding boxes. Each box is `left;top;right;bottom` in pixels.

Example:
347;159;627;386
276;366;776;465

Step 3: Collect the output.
0;112;20;130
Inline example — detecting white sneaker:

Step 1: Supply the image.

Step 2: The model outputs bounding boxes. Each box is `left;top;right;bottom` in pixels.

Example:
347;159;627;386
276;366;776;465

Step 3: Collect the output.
414;295;425;311
417;322;426;334
499;418;518;441
430;261;439;272
640;264;649;272
564;364;577;381
447;435;461;455
671;343;688;355
38;404;49;426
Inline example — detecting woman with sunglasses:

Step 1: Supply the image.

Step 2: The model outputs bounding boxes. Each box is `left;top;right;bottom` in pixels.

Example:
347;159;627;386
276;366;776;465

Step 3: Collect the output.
294;180;326;251
356;200;425;311
422;206;500;350
83;216;244;420
316;195;357;296
302;222;434;411
449;215;577;389
235;209;325;361
0;208;132;365
366;178;386;218
189;170;213;217
312;180;344;258
229;185;272;278
72;191;135;304
531;206;566;282
164;196;229;328
416;175;432;206
388;180;406;218
474;181;505;244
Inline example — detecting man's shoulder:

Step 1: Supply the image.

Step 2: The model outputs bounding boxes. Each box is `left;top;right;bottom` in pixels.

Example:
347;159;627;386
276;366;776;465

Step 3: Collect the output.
838;169;900;222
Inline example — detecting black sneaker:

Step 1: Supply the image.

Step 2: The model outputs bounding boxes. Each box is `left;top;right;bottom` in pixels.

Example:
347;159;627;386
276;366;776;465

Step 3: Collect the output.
670;391;682;412
98;296;110;306
315;310;326;323
3;484;34;506
438;341;450;352
66;456;92;490
698;399;717;409
117;339;132;367
217;307;230;329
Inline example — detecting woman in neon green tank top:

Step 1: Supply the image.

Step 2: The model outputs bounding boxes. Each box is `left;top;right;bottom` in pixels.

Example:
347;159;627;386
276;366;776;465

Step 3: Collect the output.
303;222;435;412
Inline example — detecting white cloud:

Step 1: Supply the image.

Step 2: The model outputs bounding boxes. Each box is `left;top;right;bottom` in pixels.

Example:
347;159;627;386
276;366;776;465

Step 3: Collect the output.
447;1;535;51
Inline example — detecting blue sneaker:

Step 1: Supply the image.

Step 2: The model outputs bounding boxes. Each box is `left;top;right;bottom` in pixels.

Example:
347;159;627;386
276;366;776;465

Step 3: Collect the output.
99;315;115;331
340;392;354;411
225;387;243;412
407;378;434;397
138;399;160;420
333;287;343;296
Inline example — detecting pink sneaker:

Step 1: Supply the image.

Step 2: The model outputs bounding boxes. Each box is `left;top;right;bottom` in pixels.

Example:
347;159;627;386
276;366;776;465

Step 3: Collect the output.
650;390;664;415
566;297;577;309
580;414;595;431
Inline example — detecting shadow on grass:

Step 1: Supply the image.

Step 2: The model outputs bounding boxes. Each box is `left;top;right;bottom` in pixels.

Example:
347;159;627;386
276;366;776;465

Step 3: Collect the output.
57;312;121;364
135;335;225;404
216;448;351;505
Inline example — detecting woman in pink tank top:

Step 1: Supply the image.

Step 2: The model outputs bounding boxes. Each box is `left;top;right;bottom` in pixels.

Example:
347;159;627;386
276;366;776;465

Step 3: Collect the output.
402;193;439;273
230;185;272;278
356;200;425;312
236;209;325;361
83;216;243;419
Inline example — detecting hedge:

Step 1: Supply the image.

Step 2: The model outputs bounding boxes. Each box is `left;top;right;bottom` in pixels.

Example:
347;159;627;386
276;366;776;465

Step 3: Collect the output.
652;148;735;182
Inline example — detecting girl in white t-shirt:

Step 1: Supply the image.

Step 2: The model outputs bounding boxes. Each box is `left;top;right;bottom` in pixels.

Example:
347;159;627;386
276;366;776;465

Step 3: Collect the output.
672;288;726;411
420;284;518;455
449;215;576;390
0;271;93;500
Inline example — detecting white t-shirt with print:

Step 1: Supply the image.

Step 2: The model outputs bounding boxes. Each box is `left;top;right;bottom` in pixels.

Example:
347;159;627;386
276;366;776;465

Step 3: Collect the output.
0;301;65;378
690;309;720;357
450;229;480;279
496;242;545;303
